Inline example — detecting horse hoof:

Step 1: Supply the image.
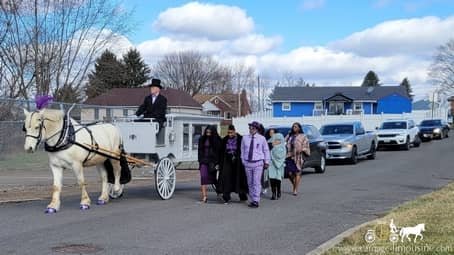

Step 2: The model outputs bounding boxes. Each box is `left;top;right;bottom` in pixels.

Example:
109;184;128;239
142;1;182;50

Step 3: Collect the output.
80;204;90;210
96;200;107;205
45;208;57;214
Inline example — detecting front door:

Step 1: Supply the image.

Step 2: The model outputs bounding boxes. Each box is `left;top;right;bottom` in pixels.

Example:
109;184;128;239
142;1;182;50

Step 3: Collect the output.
329;102;344;115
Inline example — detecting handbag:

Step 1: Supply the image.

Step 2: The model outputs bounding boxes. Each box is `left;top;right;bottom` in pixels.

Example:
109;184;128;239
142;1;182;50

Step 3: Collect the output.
208;162;218;174
284;158;297;178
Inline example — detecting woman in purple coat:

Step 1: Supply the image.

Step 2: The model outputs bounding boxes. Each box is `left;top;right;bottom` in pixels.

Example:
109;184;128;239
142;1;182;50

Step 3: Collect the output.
198;125;221;203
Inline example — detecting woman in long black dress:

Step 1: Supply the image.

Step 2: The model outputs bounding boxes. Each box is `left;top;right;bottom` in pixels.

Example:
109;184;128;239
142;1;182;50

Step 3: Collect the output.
198;125;221;203
219;125;248;204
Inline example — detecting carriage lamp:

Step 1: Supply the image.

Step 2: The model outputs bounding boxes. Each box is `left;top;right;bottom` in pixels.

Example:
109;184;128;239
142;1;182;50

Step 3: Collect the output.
169;131;176;144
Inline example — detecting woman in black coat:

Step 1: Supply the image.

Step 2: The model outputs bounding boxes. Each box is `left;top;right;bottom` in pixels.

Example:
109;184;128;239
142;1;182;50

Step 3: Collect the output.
198;125;221;203
219;125;248;204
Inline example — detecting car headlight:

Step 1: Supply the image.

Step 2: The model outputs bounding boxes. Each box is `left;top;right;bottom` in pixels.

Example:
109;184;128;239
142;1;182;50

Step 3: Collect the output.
341;142;353;148
434;128;441;133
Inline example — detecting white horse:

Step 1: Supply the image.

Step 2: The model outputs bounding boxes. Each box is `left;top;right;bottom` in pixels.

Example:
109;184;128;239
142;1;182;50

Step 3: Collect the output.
23;108;124;213
399;223;425;243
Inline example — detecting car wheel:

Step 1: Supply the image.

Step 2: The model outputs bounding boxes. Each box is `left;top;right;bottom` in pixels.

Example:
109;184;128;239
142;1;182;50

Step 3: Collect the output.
315;152;326;173
367;142;376;160
350;146;358;165
401;137;410;151
413;135;421;147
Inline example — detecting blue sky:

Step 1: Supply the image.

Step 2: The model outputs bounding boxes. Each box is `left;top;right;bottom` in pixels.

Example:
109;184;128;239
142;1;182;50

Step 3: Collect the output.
126;0;453;49
112;0;454;99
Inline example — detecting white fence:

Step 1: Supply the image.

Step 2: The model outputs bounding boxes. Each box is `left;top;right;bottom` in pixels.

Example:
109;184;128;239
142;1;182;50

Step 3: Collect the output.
232;109;449;136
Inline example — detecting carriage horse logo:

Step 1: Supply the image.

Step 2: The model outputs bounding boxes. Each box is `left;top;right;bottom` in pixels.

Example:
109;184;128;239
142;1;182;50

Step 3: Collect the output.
365;219;426;244
390;219;425;243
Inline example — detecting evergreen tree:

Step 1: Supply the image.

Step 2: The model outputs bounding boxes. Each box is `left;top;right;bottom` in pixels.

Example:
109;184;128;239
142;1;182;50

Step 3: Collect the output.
400;77;414;99
122;48;151;88
85;50;125;99
361;70;381;87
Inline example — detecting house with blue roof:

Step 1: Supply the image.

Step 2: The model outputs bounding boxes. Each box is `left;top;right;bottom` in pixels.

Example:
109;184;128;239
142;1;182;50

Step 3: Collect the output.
271;86;412;117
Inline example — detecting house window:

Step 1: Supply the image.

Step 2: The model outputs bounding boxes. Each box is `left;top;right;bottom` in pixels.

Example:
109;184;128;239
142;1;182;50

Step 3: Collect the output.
123;109;128;116
106;108;112;119
329;102;344;115
354;102;363;111
224;112;232;120
282;102;291;111
314;102;323;110
94;108;99;120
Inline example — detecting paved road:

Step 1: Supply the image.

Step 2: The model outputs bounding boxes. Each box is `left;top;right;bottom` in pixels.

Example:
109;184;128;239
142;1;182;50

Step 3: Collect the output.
1;136;453;255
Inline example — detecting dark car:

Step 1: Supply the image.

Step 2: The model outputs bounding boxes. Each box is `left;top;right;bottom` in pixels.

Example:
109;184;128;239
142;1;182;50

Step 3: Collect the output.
418;119;450;141
266;125;327;173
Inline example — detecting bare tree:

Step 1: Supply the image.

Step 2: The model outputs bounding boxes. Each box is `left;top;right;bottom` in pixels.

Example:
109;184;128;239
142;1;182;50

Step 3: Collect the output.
231;63;255;92
281;71;311;87
429;39;454;96
0;0;132;101
153;51;226;96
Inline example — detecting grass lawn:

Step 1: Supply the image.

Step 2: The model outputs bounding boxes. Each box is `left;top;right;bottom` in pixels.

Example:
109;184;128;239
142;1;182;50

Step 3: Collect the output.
0;150;49;171
323;182;454;255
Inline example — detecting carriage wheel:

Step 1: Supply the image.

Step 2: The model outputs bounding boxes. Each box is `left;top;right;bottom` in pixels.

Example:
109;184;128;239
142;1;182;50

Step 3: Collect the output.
155;157;176;200
108;184;125;199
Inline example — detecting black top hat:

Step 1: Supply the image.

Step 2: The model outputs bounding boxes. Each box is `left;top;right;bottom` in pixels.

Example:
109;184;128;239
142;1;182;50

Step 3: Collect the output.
149;78;162;89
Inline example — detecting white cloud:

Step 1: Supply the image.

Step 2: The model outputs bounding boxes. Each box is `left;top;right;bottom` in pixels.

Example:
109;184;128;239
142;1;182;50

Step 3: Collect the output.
301;0;325;10
137;37;226;62
230;34;282;55
153;2;254;40
330;16;454;57
136;9;453;100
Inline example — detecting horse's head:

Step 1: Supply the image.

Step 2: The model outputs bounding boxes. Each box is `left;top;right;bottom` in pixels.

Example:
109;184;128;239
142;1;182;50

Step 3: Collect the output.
23;109;45;153
419;223;425;232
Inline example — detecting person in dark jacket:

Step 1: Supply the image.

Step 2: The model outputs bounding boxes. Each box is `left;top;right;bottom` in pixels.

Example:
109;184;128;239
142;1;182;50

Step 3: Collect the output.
197;125;221;203
219;125;248;204
135;78;167;127
258;123;270;194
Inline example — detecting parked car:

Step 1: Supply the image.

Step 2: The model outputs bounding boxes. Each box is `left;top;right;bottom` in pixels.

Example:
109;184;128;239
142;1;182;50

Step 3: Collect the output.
320;121;377;164
418;119;450;141
376;119;421;150
266;125;327;173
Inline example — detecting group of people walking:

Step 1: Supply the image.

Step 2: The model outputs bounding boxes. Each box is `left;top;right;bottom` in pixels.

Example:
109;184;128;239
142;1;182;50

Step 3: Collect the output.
198;121;311;208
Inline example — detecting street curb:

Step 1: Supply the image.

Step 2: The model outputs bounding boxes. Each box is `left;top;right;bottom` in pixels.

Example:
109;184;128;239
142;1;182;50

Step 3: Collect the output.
0;197;44;204
306;219;380;255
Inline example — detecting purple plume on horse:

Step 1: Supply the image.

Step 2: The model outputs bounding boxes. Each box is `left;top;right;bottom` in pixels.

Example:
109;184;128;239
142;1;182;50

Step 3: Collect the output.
35;95;54;110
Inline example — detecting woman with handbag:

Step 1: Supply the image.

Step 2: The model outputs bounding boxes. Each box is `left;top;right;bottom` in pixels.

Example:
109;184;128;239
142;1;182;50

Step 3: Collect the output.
198;125;222;203
285;122;310;196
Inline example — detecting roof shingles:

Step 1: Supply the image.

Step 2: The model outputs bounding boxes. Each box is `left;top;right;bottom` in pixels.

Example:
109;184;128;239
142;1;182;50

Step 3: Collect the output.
271;86;410;101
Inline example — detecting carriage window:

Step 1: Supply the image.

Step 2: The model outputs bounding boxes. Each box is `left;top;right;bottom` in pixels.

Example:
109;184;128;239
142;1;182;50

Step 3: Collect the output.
94;108;99;120
123;109;128;116
192;125;205;150
183;124;190;151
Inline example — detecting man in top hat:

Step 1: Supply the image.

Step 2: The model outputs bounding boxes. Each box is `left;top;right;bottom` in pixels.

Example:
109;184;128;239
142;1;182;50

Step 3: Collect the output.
136;78;167;127
241;121;270;208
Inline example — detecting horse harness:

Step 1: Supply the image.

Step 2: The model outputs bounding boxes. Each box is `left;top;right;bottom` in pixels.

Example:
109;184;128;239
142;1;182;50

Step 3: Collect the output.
24;112;122;164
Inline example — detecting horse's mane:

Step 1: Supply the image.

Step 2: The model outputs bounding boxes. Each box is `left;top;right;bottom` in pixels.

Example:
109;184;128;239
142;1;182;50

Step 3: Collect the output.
41;109;65;121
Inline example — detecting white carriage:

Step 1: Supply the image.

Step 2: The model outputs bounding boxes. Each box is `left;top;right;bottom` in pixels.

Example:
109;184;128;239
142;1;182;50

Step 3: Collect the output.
113;114;221;200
